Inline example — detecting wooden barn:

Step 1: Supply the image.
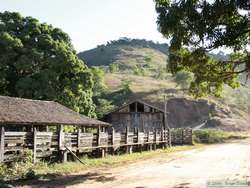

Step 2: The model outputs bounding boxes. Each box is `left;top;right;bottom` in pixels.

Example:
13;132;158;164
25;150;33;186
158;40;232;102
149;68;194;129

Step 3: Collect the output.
102;99;167;132
0;95;109;131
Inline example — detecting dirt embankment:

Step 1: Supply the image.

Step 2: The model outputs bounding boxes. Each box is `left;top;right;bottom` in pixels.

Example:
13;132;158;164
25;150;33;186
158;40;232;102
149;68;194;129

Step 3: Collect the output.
167;98;250;131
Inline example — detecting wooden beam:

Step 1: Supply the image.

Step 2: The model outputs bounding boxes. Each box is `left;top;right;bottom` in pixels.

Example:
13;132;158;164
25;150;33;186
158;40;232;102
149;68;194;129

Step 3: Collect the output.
65;145;85;164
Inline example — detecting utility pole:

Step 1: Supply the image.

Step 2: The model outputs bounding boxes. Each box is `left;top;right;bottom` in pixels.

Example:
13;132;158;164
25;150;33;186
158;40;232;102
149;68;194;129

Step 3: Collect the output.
164;95;169;129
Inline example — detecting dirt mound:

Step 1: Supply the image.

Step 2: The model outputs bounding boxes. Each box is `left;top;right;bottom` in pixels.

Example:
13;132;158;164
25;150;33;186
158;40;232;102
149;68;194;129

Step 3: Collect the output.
167;98;250;131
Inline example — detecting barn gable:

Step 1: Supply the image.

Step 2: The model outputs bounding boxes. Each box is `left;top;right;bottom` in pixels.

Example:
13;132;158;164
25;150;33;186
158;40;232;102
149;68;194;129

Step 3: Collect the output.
102;100;166;132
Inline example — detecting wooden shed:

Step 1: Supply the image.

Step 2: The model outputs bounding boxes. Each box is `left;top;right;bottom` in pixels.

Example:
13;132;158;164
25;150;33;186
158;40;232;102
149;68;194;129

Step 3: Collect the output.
0;96;111;163
102;99;167;132
0;95;109;131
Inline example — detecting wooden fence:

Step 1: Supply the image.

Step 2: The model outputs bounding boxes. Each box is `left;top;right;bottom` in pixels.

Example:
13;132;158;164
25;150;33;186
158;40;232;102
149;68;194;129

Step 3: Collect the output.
0;127;192;163
171;128;193;145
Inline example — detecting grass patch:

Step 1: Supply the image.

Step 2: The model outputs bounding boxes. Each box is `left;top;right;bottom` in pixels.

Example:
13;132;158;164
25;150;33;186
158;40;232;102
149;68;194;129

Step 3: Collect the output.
193;129;249;144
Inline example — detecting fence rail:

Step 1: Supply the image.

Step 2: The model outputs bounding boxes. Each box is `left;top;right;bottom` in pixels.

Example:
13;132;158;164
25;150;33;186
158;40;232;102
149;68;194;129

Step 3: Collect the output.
0;127;192;163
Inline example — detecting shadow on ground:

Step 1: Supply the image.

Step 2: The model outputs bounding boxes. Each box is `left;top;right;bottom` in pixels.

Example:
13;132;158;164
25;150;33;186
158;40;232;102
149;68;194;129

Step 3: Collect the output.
8;172;116;188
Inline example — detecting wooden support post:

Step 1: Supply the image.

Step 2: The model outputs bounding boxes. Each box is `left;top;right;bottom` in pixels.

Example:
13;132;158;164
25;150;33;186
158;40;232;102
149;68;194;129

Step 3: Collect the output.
161;128;165;149
82;126;86;133
190;128;193;145
97;126;101;146
125;126;130;153
58;125;65;162
0;126;5;163
33;127;37;163
136;128;140;152
164;129;168;148
154;128;157;150
77;128;81;150
182;128;184;145
97;126;106;157
149;144;152;151
58;125;64;150
147;130;150;151
101;148;105;158
63;151;68;163
168;128;172;147
128;146;133;154
45;125;49;132
111;128;115;154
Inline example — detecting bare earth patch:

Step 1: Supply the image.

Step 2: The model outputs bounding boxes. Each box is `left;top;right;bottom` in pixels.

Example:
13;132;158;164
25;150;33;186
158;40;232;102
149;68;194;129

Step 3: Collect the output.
14;140;250;188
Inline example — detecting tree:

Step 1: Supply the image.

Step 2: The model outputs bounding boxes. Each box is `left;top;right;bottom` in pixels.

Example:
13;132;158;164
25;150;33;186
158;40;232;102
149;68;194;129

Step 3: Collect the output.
95;98;114;118
90;66;115;118
155;0;250;97
174;71;193;90
0;11;95;116
91;66;106;97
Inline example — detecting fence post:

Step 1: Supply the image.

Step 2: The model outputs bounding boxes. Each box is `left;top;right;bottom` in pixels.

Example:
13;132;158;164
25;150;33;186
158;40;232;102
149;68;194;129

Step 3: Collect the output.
153;128;157;150
148;130;152;151
190;128;193;145
168;128;172;147
0;126;5;163
33;127;37;163
161;128;165;149
125;126;132;154
182;128;184;145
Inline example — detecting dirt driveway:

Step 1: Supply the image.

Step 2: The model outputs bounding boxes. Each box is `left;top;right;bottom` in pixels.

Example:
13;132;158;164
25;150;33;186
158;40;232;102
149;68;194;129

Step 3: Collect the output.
15;140;250;188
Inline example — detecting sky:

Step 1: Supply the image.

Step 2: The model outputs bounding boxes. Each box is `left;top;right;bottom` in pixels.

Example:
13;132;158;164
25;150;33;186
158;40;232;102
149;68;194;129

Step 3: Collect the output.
0;0;167;52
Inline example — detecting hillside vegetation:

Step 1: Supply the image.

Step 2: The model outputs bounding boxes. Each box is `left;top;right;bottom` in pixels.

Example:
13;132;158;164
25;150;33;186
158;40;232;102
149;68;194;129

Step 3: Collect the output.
78;38;250;130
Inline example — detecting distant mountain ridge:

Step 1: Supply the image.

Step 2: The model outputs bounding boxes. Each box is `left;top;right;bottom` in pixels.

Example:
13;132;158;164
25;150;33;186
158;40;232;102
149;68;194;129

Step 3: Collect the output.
78;38;169;68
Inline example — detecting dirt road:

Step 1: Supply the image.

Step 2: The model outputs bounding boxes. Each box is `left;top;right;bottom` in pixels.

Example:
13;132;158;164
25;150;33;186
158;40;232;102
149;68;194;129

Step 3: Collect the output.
15;140;250;188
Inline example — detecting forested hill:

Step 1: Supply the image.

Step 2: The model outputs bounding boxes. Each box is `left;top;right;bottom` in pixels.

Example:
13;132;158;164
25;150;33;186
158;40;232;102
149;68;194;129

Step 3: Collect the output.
77;38;169;69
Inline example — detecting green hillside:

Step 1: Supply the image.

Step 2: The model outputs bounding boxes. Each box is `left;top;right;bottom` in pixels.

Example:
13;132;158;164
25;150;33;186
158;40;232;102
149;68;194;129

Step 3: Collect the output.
78;38;168;73
78;38;250;129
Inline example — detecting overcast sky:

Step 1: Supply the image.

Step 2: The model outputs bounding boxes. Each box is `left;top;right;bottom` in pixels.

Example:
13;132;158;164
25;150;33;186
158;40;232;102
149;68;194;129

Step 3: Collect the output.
1;0;167;52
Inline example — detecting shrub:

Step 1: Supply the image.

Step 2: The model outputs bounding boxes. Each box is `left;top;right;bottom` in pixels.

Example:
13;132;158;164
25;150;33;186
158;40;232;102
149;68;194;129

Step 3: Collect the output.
193;129;230;144
0;149;37;181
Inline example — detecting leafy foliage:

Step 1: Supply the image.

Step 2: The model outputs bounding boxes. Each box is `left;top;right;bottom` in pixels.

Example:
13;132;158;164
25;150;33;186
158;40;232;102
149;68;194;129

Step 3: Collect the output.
0;11;95;116
91;66;106;96
174;71;193;90
109;64;119;73
155;0;250;97
132;65;146;76
0;149;37;181
94;98;115;118
90;66;114;118
192;129;246;144
121;78;132;93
